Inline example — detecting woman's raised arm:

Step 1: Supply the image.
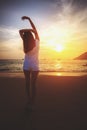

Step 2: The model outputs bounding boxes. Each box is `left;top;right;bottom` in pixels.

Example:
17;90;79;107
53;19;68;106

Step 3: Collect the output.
22;16;40;40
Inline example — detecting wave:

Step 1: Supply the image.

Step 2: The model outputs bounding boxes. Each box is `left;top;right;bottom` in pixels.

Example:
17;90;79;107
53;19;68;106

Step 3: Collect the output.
0;59;87;73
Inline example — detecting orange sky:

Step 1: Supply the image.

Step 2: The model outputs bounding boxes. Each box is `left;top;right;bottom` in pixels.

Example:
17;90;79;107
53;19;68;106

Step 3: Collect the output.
0;0;87;60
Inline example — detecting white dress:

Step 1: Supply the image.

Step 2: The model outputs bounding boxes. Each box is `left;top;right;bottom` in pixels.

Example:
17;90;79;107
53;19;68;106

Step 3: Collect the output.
23;39;39;71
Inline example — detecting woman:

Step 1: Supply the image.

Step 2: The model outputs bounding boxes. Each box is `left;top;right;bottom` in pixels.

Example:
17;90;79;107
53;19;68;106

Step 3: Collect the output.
19;16;40;106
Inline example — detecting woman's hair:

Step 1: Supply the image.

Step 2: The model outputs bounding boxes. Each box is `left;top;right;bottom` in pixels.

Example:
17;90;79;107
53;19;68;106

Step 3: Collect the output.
23;31;35;53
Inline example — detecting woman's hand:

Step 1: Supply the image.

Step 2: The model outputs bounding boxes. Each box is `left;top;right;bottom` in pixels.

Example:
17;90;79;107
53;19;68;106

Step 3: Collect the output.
21;16;29;20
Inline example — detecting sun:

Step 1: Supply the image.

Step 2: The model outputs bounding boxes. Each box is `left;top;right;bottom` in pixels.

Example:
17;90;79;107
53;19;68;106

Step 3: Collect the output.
55;44;64;52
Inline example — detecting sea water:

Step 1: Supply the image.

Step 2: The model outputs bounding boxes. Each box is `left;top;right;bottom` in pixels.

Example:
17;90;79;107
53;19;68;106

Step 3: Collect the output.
0;59;87;73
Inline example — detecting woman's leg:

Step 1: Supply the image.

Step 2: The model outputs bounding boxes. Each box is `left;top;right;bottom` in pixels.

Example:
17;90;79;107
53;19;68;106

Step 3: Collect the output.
23;70;31;100
31;71;39;104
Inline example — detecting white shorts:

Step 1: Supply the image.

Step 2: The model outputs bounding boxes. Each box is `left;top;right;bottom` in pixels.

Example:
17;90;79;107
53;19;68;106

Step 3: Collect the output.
23;58;39;71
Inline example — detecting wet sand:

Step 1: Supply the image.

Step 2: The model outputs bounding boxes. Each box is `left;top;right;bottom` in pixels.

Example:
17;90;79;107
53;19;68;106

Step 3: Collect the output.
0;73;87;130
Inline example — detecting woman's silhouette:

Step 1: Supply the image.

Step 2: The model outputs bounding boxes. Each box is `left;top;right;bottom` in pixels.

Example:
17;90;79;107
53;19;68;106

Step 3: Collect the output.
19;16;40;107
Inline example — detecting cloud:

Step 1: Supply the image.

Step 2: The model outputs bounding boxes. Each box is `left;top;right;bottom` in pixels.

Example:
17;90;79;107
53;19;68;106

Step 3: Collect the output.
39;0;87;47
0;0;87;45
50;0;87;26
0;26;19;42
72;0;87;11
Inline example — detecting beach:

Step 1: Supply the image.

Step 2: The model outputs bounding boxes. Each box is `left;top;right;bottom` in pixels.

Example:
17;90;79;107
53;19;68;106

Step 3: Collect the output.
0;72;87;130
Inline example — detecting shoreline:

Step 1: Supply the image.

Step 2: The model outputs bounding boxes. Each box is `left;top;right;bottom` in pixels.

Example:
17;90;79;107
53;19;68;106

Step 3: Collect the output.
0;71;87;77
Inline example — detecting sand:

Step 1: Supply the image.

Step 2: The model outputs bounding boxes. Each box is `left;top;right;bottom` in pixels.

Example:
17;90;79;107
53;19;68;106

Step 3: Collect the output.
0;72;87;130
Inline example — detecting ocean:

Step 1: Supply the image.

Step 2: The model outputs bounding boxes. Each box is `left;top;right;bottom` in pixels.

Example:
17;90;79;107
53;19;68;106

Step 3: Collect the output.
0;59;87;73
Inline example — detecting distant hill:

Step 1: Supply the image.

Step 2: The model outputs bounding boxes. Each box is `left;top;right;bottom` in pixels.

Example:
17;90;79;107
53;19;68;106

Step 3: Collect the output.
74;52;87;60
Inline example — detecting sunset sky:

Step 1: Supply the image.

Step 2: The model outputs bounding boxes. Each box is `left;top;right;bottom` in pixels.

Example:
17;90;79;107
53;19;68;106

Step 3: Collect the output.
0;0;87;59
